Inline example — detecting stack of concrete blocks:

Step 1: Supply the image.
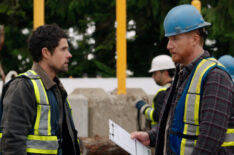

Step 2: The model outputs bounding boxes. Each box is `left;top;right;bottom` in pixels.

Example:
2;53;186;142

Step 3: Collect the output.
68;88;153;137
68;88;154;154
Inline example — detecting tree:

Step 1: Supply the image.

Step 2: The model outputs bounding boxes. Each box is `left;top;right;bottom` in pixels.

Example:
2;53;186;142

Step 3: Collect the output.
202;0;234;58
0;0;233;77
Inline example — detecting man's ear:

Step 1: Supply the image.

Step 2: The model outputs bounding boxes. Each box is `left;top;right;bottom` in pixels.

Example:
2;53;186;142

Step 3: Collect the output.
191;32;200;46
41;47;51;59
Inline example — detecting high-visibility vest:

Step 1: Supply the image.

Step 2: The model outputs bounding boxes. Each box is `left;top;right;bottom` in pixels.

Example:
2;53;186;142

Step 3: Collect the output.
169;58;234;155
144;87;167;126
0;70;60;154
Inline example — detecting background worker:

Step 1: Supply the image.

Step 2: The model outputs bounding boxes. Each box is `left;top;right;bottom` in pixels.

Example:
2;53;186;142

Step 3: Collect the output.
131;4;234;155
0;24;80;155
218;54;234;80
136;55;175;129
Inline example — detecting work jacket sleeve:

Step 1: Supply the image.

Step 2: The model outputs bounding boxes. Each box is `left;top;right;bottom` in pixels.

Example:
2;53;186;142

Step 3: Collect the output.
191;68;234;154
152;90;167;123
1;78;37;155
147;124;159;147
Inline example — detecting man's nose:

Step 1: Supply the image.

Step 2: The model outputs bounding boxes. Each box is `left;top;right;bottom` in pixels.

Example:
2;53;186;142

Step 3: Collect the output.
68;50;72;58
167;39;173;50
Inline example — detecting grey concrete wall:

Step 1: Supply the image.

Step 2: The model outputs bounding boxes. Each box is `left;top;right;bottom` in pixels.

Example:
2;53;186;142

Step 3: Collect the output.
69;88;153;137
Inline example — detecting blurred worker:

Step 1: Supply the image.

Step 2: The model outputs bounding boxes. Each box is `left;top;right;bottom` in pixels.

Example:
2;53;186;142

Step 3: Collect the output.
131;4;234;155
218;54;234;80
0;24;80;154
136;55;175;129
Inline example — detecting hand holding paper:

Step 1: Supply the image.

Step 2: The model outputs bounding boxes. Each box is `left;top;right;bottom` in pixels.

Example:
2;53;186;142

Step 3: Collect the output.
109;120;151;155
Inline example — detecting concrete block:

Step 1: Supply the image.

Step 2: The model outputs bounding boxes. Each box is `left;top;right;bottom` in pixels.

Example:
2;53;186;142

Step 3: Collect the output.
71;88;111;137
68;94;88;137
71;88;150;137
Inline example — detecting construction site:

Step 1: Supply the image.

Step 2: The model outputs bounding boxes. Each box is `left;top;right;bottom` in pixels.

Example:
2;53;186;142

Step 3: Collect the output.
0;0;233;155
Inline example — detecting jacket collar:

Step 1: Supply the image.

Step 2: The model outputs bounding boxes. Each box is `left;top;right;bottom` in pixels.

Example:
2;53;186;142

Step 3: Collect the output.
31;62;64;91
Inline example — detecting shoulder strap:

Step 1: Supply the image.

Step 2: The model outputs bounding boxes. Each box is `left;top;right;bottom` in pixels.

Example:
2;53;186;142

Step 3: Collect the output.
184;57;225;125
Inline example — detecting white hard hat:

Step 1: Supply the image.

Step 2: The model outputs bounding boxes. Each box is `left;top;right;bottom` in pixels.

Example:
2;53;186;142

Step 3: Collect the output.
149;55;175;73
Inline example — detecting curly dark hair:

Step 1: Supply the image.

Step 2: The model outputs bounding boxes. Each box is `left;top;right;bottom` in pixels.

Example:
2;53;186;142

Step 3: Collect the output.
28;24;68;62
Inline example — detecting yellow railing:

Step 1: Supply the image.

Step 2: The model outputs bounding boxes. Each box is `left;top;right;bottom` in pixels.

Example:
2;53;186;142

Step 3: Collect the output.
33;0;44;29
116;0;127;94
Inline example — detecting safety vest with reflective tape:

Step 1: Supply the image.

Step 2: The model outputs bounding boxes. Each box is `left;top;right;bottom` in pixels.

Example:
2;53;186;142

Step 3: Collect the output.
0;70;74;154
169;58;234;155
144;87;167;127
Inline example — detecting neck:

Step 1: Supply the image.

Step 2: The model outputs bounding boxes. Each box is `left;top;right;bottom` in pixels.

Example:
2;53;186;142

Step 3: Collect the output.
162;77;172;86
183;46;204;65
38;61;56;80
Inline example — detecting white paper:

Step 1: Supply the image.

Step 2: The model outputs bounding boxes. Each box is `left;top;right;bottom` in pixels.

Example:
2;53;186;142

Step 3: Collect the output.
109;120;151;155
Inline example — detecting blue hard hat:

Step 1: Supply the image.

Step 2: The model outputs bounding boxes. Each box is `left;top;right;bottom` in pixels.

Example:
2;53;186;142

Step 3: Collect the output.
164;4;211;37
218;55;234;79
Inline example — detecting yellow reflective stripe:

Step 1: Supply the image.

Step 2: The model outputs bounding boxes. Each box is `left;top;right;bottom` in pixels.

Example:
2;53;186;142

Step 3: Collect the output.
34;105;42;135
32;79;41;103
149;109;154;120
150;108;157;125
67;99;71;108
32;70;49;105
27;73;41;104
29;70;41;104
48;107;51;135
194;94;200;125
27;135;57;141
147;87;167;125
180;124;189;155
221;142;234;147
18;73;27;76
152;88;167;109
195;126;200;144
27;135;58;154
67;99;73;115
226;129;234;133
180;139;186;155
151;121;157;125
194;126;200;146
26;148;57;154
155;87;167;96
77;138;83;155
0;133;2;138
221;129;234;147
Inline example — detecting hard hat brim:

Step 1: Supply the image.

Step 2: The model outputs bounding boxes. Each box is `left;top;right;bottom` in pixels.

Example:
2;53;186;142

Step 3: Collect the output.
165;21;211;37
